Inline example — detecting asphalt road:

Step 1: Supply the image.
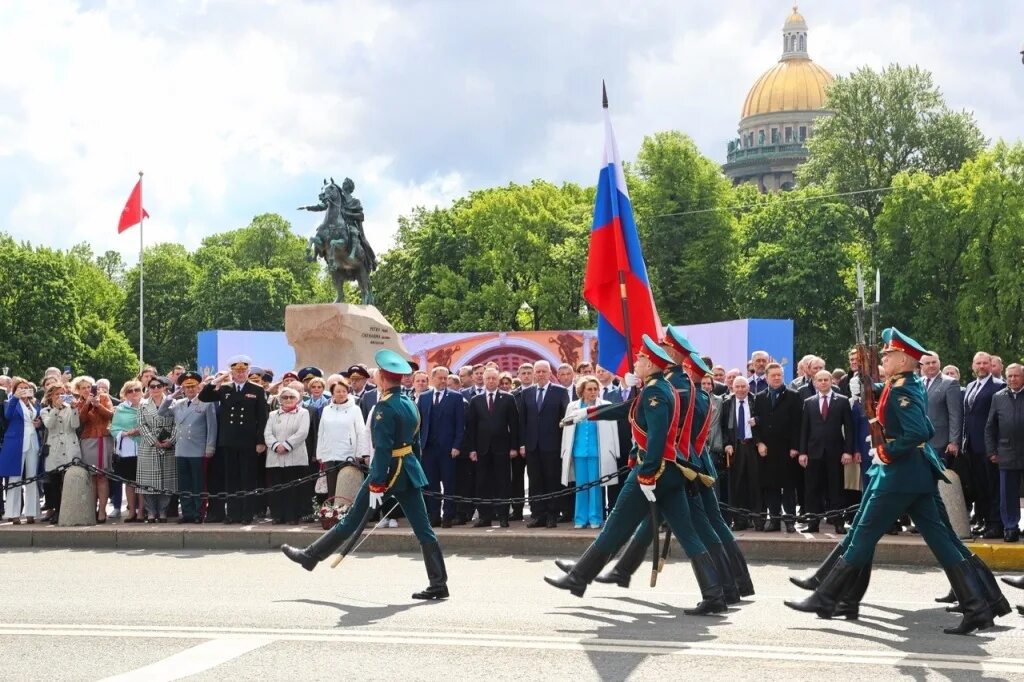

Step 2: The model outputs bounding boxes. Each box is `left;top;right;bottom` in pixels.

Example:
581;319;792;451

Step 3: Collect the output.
3;548;1024;681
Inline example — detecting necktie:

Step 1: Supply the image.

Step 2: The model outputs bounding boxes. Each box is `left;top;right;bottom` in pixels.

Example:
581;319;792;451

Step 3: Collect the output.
537;386;545;408
968;382;981;408
434;391;441;406
821;395;829;420
926;377;932;392
738;399;746;439
187;400;192;408
488;393;494;412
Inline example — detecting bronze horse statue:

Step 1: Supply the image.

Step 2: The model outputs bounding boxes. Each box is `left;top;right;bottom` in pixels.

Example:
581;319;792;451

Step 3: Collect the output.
300;177;377;305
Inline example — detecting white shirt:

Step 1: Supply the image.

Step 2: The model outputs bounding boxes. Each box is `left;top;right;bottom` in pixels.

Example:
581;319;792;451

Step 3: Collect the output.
818;391;834;416
733;396;752;440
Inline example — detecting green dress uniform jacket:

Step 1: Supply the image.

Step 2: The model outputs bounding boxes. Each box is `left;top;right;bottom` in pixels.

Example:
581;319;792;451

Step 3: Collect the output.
367;387;429;494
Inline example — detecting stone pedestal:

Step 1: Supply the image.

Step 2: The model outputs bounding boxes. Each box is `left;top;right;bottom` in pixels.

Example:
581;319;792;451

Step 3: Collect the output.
938;469;971;539
58;465;96;526
285;303;410;372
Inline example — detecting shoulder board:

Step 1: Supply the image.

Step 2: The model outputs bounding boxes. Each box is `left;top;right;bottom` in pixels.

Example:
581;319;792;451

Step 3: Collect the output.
645;378;657;387
892;376;906;387
380;392;392;401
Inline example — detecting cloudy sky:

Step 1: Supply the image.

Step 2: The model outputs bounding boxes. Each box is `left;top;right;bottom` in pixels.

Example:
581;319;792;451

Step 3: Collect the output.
1;0;1021;262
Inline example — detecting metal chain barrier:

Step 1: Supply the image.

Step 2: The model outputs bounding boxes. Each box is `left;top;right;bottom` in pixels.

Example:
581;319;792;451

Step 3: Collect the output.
2;460;861;525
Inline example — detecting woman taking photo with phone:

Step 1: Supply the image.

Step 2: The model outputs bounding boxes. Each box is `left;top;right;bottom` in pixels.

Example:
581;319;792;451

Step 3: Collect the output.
75;375;115;523
40;383;81;524
0;377;43;523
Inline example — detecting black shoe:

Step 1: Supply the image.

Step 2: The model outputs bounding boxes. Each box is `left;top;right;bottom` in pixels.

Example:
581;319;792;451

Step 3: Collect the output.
499;519;510;528
546;518;557;529
441;519;452;529
733;520;749;532
723;540;755;597
429;516;442;528
1001;575;1024;590
472;519;492;528
982;525;1004;540
833;524;847;535
544;544;612;597
451;516;467;526
784;521;796;533
833;563;872;621
281;529;347;572
555;559;575;573
944;558;996;635
684;552;728;615
526;517;546;528
412;541;449;600
710;543;741;604
803;523;820;534
790;543;843;592
969;554;1012;618
1005;529;1020;543
784;557;860;618
935;588;958;603
764;519;781;532
594;533;649;588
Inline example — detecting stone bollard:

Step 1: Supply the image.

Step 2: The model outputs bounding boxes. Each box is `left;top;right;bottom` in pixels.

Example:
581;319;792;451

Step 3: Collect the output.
938;469;971;539
58;465;97;526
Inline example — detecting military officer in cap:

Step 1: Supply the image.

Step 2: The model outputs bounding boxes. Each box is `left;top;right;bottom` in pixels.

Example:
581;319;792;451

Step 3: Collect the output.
282;349;449;600
159;371;217;523
198;355;269;524
545;335;727;615
786;328;1005;635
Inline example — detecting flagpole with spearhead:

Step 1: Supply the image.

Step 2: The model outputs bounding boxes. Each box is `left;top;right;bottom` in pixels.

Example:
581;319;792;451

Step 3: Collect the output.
603;81;659;587
138;170;145;372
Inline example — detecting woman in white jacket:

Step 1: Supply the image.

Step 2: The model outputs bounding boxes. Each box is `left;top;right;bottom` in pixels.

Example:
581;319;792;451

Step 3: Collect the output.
264;387;311;525
316;377;368;497
560;376;620;529
40;384;81;524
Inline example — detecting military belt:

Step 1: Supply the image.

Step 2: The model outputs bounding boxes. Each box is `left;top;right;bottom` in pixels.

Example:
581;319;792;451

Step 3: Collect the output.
392;445;413;457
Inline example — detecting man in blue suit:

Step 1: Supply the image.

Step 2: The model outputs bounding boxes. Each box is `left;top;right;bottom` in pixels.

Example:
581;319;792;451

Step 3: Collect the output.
519;360;569;528
963;351;1006;538
418;366;466;528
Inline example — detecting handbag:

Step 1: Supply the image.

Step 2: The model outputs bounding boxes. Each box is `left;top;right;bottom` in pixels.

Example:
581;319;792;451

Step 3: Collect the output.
314;463;328;494
843;461;862;492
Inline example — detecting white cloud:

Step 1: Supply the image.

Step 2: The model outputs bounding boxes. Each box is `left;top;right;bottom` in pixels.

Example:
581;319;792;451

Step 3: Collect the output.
0;0;1020;263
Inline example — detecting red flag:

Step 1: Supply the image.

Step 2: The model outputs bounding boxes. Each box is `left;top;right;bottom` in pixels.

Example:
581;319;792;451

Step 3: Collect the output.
118;179;149;233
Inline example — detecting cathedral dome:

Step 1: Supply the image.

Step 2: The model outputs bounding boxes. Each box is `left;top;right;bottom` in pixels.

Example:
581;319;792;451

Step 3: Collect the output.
741;59;833;119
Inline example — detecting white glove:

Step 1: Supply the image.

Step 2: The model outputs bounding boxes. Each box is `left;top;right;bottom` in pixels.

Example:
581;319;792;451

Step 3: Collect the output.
368;491;384;509
639;483;656;502
624;372;641;388
868;448;880;464
560;407;587;427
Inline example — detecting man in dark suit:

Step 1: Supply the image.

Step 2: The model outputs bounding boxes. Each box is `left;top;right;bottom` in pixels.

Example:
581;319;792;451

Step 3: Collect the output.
462;364;486;399
798;370;855;534
720;376;761;530
519;360;569;528
465;367;520;527
418;367;466;528
752;362;802;532
198;355;269;524
985;364;1024;542
964;351;1006;538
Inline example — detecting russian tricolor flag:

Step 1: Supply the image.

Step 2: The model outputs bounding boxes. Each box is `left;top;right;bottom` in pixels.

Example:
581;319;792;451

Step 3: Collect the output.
583;84;662;376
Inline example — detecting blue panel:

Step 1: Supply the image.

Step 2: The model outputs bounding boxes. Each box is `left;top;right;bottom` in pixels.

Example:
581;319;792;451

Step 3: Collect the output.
196;331;218;375
746;319;795;382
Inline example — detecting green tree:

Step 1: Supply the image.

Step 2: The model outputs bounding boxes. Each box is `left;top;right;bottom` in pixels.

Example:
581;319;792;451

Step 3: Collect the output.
79;314;138;387
800;64;986;253
630;131;738;324
735;187;863;366
96;250;127;284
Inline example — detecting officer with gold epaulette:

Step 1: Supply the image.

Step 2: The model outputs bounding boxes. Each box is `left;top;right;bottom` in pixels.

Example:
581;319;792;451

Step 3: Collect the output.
282;349;449;600
785;328;1004;635
545;335;727;615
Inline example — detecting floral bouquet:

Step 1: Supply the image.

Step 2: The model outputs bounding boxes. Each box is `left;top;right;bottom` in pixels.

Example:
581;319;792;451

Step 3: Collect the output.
315;496;351;530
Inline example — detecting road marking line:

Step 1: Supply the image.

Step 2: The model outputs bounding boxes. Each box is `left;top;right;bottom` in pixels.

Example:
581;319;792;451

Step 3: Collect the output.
5;623;1023;674
98;636;274;682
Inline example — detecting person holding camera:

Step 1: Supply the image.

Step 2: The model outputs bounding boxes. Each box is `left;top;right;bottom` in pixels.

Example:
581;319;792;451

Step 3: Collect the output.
40;383;81;524
75;375;115;523
137;376;177;523
111;380;145;522
0;377;42;523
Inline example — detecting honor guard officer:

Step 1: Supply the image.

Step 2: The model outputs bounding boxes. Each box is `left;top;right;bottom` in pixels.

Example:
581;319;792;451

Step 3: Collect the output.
546;335;727;616
785;328;1006;635
198;355;269;524
297;366;323;385
282;349;450;601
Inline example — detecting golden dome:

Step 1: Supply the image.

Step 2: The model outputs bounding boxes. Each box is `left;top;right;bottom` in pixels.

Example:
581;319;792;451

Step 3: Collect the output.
784;6;807;30
741;58;833;119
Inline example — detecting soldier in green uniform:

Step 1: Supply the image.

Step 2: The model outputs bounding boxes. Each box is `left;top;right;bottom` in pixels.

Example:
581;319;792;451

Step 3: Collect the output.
545;335;727;615
564;327;754;601
785;328;998;635
281;349;448;600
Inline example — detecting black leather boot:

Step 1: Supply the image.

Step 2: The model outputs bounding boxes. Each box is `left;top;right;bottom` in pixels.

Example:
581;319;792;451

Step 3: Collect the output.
709;543;740;604
544;544;612;597
784;557;859;618
412;541;449;600
834;562;872;620
684;552;728;615
935;588;957;603
280;529;347;571
943;558;995;635
790;543;843;591
593;533;649;588
723;540;755;597
1001;575;1024;589
554;559;575;573
970;554;1011;617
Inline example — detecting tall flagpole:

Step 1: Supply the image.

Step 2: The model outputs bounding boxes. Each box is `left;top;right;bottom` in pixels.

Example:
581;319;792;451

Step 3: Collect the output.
138;170;145;372
603;82;635;375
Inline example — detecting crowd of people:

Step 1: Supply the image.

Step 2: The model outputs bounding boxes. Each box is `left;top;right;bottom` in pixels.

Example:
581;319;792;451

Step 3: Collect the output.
0;347;1020;539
